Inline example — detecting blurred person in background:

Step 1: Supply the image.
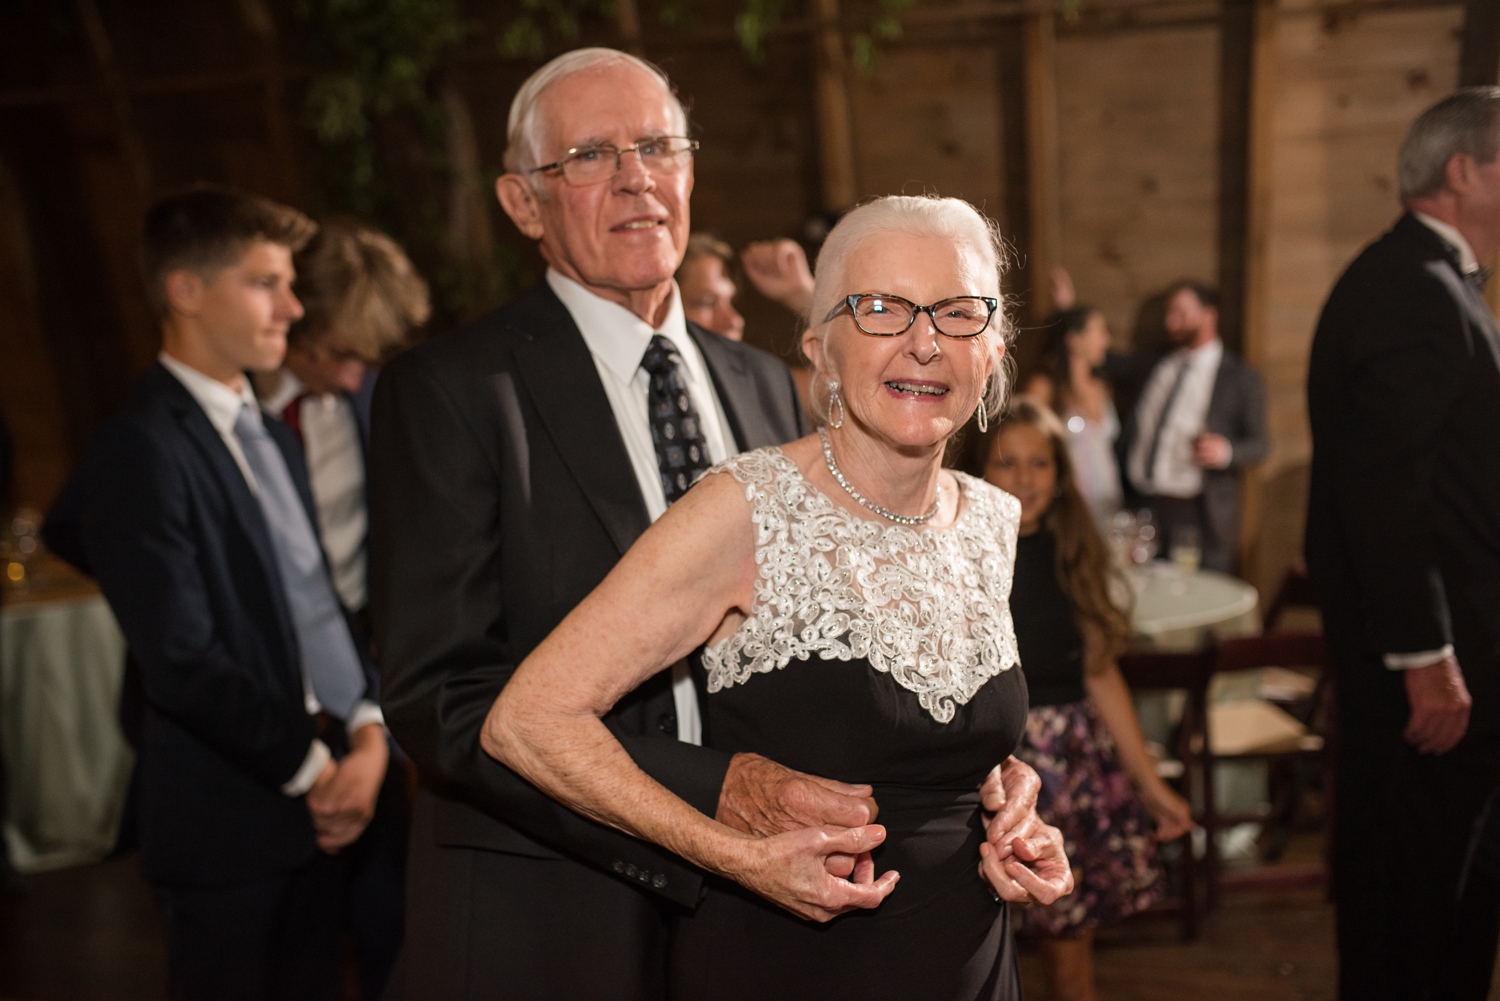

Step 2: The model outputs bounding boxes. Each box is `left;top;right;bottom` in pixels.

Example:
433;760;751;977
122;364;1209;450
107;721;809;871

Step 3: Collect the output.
1122;281;1267;574
977;398;1193;1001
676;233;816;343
254;217;430;1000
43;186;392;1001
1021;307;1124;525
1307;85;1500;1001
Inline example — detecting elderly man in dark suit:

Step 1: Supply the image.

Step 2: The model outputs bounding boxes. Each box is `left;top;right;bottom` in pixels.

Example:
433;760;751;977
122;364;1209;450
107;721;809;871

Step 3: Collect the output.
1308;85;1500;1001
44;186;393;1001
370;47;1042;1001
1123;281;1268;573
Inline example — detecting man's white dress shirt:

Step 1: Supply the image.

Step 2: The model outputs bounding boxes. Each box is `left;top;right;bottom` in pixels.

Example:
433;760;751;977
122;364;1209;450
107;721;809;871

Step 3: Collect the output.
548;269;741;746
159;352;382;796
1127;338;1224;499
260;370;369;613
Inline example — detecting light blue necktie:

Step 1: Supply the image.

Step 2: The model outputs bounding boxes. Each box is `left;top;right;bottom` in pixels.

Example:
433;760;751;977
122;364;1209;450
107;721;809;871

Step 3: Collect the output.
234;404;367;720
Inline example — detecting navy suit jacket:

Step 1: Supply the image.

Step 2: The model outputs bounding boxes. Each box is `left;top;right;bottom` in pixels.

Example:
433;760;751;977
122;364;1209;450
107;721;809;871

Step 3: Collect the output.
45;362;377;886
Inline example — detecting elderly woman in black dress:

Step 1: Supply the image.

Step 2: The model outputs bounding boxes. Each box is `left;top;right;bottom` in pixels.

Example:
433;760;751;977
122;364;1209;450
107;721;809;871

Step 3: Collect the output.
482;195;1071;1000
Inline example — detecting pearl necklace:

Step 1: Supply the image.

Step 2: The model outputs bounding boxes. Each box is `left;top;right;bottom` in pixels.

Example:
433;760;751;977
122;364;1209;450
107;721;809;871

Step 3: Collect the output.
819;427;941;526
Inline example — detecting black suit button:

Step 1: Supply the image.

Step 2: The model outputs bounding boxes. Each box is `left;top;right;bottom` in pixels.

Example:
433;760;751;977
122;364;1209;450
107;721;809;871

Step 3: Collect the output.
637;869;651;884
657;712;677;735
613;861;626;875
652;873;667;889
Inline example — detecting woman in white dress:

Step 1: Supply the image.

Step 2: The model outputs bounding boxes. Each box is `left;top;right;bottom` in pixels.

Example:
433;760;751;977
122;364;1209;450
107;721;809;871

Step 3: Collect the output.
1022;307;1124;526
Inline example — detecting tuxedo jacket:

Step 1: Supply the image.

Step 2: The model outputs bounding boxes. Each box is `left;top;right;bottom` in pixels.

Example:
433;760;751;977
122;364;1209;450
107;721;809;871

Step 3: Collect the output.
1307;213;1500;735
43;363;379;886
1122;347;1269;545
368;282;808;909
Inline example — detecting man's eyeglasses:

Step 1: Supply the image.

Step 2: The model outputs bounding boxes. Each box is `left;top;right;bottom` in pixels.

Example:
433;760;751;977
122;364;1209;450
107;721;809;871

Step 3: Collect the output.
527;136;700;186
824;293;1000;339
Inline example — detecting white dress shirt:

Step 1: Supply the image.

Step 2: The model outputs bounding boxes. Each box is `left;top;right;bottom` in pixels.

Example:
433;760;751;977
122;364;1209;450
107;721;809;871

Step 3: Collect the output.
548;269;741;746
159;353;382;796
260;370;369;612
1373;213;1473;673
1127;338;1225;499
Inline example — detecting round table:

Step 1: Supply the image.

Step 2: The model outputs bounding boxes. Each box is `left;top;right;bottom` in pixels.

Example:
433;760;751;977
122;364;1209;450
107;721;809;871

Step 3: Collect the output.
1127;562;1260;649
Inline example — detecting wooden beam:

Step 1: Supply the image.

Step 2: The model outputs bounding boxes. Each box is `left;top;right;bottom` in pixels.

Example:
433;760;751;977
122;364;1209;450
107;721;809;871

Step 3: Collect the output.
233;0;303;205
1238;0;1278;573
72;0;151;200
1023;10;1062;323
1459;0;1500;87
812;0;858;211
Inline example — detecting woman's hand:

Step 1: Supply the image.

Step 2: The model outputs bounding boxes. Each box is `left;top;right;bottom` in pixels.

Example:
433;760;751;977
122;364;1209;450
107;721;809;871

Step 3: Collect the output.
980;757;1042;854
1141;778;1194;842
978;823;1074;907
730;824;900;923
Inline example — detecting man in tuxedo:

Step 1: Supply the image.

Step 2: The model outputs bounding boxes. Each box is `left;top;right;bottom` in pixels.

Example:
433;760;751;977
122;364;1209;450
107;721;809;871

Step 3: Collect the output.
1123;281;1268;572
1307;86;1500;1000
370;48;1042;1000
44;186;391;1001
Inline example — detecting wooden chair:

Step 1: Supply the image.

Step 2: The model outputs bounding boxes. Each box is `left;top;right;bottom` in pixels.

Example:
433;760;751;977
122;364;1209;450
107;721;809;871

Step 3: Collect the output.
1117;645;1219;941
1207;630;1331;904
1263;562;1318;632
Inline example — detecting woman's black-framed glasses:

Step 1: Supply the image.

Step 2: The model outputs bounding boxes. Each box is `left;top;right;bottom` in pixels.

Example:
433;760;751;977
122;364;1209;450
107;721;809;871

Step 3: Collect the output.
824;293;999;339
527;136;700;186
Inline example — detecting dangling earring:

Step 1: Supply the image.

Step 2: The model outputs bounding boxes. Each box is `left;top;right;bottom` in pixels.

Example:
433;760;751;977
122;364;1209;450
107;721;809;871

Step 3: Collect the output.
975;376;993;433
827;380;845;430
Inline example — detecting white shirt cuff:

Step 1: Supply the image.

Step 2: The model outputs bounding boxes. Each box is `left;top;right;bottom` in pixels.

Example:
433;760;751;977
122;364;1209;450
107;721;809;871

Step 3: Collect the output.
282;739;332;796
1384;645;1454;671
346;700;385;735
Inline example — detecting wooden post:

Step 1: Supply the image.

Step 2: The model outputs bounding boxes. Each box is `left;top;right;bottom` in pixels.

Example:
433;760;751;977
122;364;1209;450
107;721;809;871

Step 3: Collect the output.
233;0;303;204
812;0;858;212
1238;0;1278;578
615;0;645;57
73;0;151;201
1023;10;1062;325
442;86;495;269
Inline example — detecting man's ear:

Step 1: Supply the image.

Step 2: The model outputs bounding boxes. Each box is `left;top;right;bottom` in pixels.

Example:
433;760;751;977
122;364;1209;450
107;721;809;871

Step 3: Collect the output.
1445;152;1478;196
497;174;546;240
163;269;204;319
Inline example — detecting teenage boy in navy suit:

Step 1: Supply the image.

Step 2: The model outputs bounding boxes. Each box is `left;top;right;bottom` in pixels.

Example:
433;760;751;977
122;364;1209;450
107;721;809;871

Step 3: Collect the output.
45;186;391;1001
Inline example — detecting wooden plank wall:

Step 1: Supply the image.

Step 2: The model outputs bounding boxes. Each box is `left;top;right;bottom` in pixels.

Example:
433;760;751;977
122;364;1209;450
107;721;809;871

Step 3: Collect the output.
1053;24;1223;352
1245;0;1463;595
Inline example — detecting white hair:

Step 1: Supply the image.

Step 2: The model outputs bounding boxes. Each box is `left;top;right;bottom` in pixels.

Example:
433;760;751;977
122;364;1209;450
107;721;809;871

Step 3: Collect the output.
503;48;689;180
1397;86;1500;201
805;194;1014;425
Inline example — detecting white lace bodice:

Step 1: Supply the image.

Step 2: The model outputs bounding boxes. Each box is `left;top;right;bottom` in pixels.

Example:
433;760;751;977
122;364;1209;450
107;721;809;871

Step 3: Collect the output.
700;447;1022;724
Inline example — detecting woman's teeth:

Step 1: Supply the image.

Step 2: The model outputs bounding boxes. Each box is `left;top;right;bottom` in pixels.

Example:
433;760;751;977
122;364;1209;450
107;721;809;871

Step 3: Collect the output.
886;381;948;396
620;220;659;230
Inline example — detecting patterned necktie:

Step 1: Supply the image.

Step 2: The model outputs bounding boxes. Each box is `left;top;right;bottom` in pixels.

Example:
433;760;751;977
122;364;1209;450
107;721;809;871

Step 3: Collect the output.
233;405;367;719
640;334;713;504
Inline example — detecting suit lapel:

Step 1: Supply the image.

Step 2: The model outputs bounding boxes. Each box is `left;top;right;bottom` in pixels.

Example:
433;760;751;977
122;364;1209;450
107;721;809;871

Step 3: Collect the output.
687;322;756;452
157;368;299;658
508;286;652;555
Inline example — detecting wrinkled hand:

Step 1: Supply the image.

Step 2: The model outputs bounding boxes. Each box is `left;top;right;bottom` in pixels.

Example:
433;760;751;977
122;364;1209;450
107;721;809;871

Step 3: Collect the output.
1404;655;1471;755
732;824;899;922
980;757;1041;853
306;724;388;853
717;752;878;837
979;823;1073;907
1141;779;1194;841
1193;433;1232;470
741;239;815;318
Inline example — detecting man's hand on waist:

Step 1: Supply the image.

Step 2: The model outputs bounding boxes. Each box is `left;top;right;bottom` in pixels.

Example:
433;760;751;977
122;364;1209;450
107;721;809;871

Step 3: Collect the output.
715;752;878;837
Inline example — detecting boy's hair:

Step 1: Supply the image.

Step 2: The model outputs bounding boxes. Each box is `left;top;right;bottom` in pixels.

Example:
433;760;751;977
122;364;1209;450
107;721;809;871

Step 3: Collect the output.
140;184;316;318
289;219;431;363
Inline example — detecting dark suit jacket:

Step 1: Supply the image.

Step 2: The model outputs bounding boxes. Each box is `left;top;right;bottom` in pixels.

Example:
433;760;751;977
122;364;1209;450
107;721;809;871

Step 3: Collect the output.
368;282;807;910
1122;345;1269;545
44;363;379;886
1307;213;1500;735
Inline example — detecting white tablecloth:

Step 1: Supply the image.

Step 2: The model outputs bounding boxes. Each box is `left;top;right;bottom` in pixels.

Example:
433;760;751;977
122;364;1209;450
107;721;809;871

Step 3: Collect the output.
1;594;132;873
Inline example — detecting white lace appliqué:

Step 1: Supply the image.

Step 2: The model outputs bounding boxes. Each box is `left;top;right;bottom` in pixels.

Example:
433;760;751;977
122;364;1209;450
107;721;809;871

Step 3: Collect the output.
700;448;1021;724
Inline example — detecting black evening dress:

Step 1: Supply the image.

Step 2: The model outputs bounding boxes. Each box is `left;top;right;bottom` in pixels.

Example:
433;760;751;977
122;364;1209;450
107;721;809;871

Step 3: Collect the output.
672;447;1029;1001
